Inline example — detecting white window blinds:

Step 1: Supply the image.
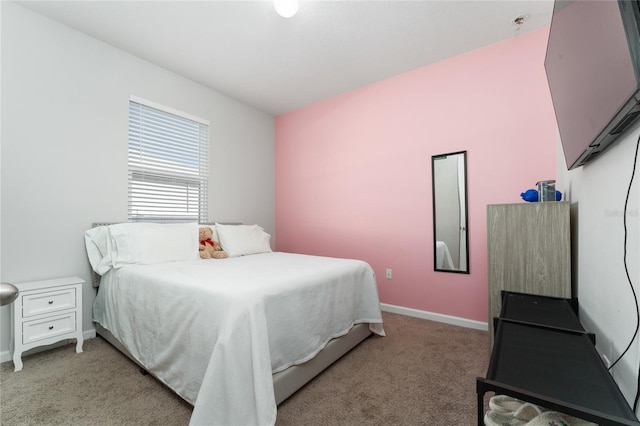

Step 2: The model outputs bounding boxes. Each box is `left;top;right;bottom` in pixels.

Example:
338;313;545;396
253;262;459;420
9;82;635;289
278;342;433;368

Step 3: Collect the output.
128;97;209;222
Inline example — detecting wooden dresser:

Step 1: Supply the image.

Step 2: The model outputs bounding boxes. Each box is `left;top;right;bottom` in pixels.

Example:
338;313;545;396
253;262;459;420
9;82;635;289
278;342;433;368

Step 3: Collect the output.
487;202;571;349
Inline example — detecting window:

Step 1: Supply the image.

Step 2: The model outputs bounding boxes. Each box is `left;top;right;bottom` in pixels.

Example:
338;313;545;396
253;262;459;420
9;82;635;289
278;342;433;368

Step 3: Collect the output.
128;96;209;222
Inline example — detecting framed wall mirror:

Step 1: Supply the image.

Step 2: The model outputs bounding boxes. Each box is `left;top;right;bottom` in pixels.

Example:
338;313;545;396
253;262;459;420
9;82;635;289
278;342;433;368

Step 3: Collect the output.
431;151;469;274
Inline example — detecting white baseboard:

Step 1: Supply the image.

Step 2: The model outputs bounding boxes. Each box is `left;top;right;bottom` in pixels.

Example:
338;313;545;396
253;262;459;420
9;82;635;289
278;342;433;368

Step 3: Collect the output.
1;328;97;364
381;303;488;331
85;327;97;340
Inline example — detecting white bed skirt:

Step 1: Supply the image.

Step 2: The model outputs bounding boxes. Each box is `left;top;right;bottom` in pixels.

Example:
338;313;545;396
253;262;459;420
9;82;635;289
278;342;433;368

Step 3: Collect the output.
95;322;373;405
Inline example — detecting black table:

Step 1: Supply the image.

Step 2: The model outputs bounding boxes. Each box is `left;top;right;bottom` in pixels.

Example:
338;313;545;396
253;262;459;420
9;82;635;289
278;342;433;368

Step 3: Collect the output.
498;291;583;331
476;291;639;426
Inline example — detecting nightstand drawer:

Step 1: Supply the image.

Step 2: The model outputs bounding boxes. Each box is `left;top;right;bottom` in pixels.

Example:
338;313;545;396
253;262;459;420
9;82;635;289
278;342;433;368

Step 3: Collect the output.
22;288;76;318
22;313;76;344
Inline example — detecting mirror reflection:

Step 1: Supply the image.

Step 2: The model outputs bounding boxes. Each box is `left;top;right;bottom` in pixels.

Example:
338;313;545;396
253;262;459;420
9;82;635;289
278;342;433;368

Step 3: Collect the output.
432;151;469;273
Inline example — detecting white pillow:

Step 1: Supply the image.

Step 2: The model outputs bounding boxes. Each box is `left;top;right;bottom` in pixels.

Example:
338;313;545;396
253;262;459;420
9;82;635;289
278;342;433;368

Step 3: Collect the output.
215;223;272;257
84;225;113;275
108;222;199;268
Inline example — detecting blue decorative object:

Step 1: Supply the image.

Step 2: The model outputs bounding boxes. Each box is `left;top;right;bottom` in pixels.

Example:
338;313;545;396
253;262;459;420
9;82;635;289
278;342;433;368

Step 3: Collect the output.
520;189;563;202
521;189;539;202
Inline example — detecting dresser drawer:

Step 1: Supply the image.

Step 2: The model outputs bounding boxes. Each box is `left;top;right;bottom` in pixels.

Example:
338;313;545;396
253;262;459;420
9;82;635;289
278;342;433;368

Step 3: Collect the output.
22;288;76;318
22;313;76;345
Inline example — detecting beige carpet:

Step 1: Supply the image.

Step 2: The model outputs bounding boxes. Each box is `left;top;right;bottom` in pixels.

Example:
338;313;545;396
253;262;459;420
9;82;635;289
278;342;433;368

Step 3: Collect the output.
1;312;489;425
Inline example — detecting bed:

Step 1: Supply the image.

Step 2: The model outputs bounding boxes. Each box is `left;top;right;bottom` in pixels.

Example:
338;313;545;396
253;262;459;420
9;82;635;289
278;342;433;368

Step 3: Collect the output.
85;222;385;426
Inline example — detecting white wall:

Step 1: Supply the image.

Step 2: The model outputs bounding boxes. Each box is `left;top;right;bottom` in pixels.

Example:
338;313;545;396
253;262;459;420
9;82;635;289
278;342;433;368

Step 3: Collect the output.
557;122;640;410
0;3;275;360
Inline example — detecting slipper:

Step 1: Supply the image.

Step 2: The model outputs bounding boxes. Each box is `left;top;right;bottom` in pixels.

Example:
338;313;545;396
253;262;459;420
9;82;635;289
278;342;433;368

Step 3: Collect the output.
525;411;598;426
487;396;597;426
484;410;528;426
525;411;570;426
489;396;545;420
513;403;544;421
489;395;525;414
560;414;598;426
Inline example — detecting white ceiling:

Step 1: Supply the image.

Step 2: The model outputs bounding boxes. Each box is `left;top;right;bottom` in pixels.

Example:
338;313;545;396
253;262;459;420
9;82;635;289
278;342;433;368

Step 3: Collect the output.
15;0;554;115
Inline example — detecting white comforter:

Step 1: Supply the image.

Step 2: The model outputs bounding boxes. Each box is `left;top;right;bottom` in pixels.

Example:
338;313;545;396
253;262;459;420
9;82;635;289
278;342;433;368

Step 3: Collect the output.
93;252;384;426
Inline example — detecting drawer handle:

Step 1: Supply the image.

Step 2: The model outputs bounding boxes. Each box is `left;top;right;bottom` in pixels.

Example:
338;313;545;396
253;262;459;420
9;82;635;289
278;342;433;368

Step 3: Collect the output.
48;300;54;305
48;326;54;330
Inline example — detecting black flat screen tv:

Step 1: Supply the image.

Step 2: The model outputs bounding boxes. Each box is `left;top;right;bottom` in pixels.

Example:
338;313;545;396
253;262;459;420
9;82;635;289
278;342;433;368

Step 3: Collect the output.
545;0;640;170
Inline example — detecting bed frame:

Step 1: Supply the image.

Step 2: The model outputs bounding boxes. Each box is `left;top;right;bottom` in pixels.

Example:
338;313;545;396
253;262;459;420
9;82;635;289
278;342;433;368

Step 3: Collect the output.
95;322;372;405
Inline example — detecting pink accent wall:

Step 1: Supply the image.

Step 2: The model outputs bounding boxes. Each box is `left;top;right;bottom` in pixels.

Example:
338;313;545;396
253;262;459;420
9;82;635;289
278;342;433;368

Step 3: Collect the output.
275;28;557;322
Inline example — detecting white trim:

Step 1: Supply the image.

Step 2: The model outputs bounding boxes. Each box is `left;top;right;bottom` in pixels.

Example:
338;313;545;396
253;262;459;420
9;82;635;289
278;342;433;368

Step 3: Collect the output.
380;303;488;331
129;94;210;126
85;327;97;340
0;328;96;364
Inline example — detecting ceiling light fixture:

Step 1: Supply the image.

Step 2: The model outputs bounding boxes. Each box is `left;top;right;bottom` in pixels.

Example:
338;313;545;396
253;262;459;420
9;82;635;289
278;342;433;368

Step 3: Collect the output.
274;0;299;18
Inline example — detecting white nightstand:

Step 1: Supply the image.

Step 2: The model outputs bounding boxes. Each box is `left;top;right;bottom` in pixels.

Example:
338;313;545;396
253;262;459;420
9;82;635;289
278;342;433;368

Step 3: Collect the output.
10;276;84;371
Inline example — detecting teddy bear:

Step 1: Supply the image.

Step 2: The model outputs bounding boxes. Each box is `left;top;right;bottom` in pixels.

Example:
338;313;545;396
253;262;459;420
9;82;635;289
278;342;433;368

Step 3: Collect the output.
199;227;228;259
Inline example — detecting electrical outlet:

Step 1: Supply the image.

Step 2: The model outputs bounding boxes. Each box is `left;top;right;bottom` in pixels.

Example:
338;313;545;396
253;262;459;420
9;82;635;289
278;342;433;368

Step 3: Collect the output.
385;269;392;279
